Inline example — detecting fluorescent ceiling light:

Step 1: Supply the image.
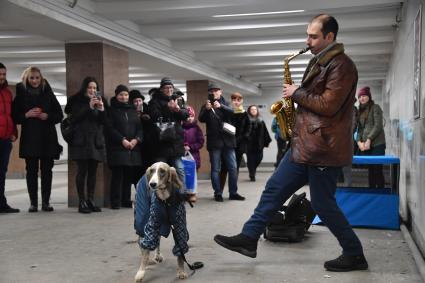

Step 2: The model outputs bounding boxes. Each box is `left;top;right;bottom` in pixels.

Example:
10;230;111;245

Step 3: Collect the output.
216;38;305;46
5;60;65;66
0;49;63;54
191;22;307;31
213;10;304;18
129;73;162;78
0;35;30;39
129;79;163;84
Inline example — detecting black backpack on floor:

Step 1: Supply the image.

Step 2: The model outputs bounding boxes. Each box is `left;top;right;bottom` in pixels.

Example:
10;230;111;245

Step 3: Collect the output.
264;192;316;242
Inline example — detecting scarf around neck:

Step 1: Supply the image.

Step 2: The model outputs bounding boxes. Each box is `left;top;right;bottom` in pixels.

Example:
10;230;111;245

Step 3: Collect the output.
302;43;345;86
233;105;245;113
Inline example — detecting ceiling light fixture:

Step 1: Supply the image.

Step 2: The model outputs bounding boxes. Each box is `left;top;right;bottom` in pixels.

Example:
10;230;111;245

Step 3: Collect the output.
213;10;304;18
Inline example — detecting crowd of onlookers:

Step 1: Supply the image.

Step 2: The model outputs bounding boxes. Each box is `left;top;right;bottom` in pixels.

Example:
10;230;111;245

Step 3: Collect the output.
0;62;386;214
0;63;277;214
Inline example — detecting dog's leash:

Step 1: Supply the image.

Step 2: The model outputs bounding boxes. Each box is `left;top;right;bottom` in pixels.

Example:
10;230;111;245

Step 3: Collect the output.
163;199;204;275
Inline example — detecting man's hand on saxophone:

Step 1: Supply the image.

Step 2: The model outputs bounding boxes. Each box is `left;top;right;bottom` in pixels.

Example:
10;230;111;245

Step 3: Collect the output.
282;83;299;99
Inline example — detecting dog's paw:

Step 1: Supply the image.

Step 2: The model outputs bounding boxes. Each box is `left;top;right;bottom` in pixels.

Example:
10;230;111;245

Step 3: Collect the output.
177;270;188;280
134;270;145;282
153;253;164;263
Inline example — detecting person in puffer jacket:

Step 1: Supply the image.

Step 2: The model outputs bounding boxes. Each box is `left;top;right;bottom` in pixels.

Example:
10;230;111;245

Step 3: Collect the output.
105;84;143;209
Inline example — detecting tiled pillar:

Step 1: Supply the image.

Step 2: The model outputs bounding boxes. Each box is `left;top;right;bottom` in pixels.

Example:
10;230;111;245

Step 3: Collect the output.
186;80;210;179
65;42;129;207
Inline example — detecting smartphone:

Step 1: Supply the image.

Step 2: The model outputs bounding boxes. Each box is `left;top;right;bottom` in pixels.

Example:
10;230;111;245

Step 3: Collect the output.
95;91;102;99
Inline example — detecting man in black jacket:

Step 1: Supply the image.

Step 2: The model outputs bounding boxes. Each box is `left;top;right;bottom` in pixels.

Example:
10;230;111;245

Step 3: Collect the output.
148;78;188;186
198;82;245;202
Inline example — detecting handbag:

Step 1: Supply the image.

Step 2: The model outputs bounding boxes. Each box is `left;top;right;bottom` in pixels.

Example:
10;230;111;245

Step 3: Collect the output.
182;152;197;194
60;117;75;144
211;109;236;136
156;117;176;142
222;122;236;136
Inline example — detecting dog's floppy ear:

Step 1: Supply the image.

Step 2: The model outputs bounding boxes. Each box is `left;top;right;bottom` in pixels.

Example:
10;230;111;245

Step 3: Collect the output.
145;165;153;183
168;167;183;190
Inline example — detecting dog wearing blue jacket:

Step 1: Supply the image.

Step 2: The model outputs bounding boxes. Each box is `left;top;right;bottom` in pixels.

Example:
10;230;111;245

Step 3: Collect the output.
134;162;189;282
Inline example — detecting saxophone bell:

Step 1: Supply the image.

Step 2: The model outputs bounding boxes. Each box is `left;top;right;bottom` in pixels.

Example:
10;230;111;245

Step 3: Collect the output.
270;47;309;140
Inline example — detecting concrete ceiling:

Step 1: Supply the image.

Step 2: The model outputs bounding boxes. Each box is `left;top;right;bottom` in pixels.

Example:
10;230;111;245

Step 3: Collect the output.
0;0;403;103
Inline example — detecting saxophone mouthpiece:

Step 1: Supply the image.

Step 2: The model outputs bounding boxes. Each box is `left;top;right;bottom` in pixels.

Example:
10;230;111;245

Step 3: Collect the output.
300;47;310;54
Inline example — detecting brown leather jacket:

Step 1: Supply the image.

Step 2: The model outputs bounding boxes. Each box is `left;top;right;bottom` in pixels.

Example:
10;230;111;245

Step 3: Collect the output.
291;43;357;167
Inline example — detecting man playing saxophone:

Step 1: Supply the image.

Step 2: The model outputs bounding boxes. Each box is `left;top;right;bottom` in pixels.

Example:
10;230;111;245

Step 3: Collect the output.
214;14;368;272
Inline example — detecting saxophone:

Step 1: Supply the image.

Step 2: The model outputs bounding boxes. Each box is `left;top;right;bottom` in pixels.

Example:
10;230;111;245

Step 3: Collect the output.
270;47;310;140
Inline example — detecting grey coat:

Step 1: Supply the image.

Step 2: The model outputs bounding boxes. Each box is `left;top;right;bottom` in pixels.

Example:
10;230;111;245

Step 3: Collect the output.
356;103;386;147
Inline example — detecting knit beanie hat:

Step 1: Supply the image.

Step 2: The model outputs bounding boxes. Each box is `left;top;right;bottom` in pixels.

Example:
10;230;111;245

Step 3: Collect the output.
186;105;195;118
357;86;371;99
129;89;145;102
174;88;184;97
160;77;174;88
115;84;129;96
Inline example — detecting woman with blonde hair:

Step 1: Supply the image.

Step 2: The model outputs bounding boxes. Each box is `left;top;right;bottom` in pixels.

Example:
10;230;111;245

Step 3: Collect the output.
12;66;63;212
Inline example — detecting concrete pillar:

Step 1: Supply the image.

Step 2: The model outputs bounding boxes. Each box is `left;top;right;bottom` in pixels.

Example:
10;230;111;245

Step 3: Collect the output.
65;42;128;207
186;80;210;179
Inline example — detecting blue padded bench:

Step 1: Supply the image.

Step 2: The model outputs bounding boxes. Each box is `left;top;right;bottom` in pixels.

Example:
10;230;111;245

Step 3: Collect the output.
313;155;400;230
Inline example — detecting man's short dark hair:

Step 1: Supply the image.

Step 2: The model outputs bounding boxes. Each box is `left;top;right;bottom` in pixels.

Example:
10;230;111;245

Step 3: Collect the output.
0;62;6;69
312;14;338;40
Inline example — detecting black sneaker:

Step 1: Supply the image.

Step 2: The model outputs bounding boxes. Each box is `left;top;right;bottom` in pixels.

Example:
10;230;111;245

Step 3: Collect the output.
0;204;20;213
229;193;245;201
214;195;224;202
324;254;368;272
214;233;257;258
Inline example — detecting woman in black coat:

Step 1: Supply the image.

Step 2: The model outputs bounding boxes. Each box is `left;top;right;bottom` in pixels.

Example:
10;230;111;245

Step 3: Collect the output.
106;85;143;209
64;77;107;213
12;66;63;212
246;105;271;182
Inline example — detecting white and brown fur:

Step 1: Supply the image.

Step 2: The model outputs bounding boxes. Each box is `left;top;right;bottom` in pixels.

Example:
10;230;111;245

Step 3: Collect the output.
135;162;187;282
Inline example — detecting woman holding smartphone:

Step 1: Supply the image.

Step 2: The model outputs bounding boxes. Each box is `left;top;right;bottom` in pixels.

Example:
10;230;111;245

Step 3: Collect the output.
12;66;63;212
65;76;107;213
